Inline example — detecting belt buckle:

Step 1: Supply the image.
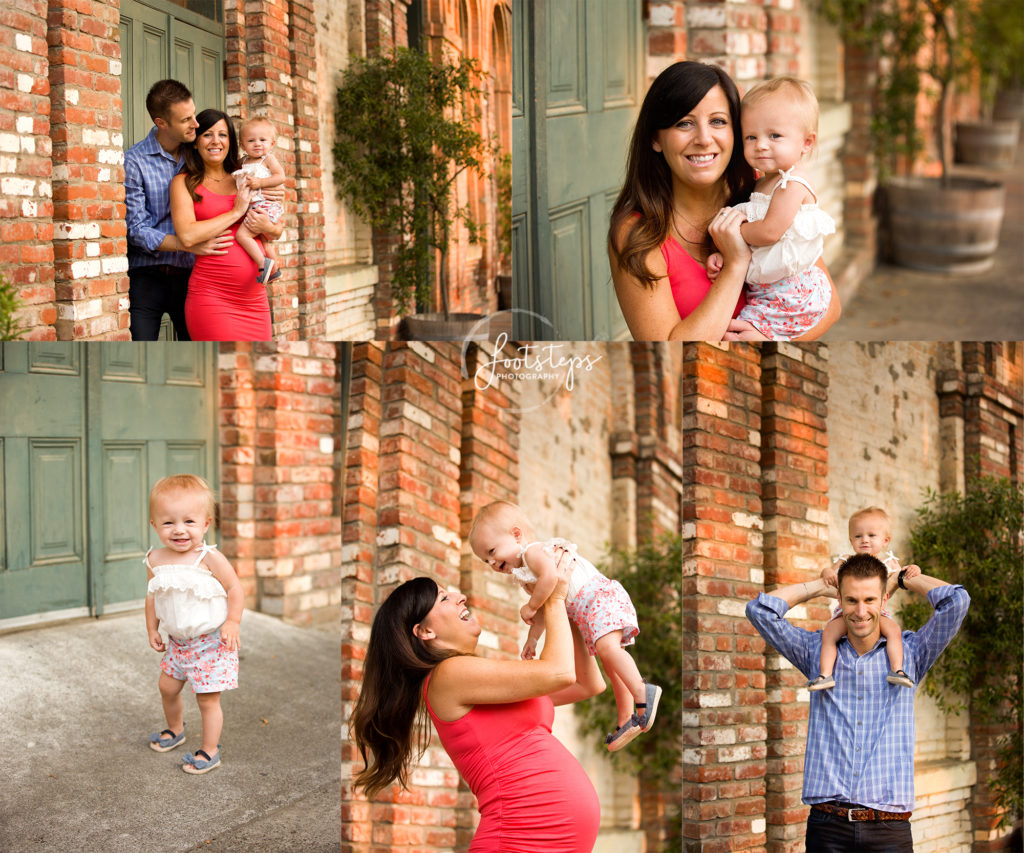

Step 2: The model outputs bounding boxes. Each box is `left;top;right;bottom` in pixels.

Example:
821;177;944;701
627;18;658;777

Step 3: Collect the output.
848;808;870;822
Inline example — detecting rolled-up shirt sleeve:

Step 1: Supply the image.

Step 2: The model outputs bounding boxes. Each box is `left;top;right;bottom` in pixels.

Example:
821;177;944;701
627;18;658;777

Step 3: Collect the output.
745;592;820;678
124;154;167;255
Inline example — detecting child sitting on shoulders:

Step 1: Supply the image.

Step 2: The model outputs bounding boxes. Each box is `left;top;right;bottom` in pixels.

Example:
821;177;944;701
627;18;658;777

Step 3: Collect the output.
809;506;918;691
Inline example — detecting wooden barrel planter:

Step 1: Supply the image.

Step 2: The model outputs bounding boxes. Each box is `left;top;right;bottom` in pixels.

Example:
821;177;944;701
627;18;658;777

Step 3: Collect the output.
884;176;1006;275
397;312;511;342
993;88;1024;123
955;120;1020;168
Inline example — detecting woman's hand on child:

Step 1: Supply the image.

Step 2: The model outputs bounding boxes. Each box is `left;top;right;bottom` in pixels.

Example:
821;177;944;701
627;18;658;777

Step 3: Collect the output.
220;620;241;652
232;184;252;215
722;319;768;342
149;631;166;653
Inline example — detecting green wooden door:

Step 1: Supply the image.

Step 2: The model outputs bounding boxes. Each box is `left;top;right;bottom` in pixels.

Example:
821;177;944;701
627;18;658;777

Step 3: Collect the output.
512;0;642;340
0;344;218;624
120;0;226;149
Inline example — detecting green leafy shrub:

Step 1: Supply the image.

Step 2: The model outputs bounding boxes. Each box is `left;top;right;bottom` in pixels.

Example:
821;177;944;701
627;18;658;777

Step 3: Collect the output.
900;476;1023;825
333;48;489;316
0;272;26;340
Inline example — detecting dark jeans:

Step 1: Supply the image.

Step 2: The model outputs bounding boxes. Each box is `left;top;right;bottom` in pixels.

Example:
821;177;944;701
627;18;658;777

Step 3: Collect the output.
128;265;192;341
807;807;914;852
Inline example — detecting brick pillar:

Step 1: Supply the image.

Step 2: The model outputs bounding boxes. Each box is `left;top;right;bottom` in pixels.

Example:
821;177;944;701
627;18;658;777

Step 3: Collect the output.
342;342;466;852
631;342;684;538
0;1;56;338
219;343;259;606
647;1;688;81
216;343;342;623
960;342;1024;483
840;42;878;254
341;342;384;853
47;0;129;339
759;343;831;853
685;1;768;86
765;1;801;77
224;0;326;340
682;342;767;852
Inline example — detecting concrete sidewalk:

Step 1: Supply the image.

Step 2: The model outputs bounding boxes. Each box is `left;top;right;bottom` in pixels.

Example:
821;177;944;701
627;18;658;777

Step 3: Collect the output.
825;142;1024;341
0;610;340;853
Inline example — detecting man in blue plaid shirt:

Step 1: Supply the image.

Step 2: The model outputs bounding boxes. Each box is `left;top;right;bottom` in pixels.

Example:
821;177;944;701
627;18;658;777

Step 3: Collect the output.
124;80;235;340
746;554;970;851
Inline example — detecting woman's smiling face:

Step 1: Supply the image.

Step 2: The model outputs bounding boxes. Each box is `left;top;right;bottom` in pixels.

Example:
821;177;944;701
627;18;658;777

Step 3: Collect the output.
196;119;231;166
651;84;734;190
414;584;480;653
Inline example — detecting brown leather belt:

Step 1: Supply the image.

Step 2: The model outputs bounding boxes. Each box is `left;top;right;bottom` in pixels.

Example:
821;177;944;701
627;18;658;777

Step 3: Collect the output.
812;802;912;821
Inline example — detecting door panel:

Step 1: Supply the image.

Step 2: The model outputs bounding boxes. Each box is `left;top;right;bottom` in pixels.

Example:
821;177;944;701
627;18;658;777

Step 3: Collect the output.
513;0;642;340
0;343;217;623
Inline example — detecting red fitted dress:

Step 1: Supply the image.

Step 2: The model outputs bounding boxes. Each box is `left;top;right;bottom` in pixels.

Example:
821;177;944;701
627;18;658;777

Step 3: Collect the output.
184;189;272;341
424;673;600;853
661;234;746;322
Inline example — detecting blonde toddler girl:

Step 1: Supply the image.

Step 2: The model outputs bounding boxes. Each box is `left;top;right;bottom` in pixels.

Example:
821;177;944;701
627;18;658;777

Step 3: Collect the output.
145;474;243;774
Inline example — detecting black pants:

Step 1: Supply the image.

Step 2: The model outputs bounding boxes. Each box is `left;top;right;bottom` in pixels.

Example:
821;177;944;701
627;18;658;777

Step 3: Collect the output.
128;265;192;341
806;807;914;852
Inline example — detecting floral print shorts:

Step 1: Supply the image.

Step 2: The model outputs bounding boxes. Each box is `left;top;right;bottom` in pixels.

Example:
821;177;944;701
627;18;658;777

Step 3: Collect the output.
161;630;239;693
566;577;640;656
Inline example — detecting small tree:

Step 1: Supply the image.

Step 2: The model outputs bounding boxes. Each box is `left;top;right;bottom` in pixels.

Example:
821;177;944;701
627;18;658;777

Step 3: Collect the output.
576;533;683;849
0;272;26;340
333;48;489;317
819;0;977;182
899;477;1023;826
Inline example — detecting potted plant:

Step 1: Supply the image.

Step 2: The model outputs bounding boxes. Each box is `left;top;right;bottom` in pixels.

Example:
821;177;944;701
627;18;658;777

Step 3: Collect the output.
333;48;495;340
821;0;1007;273
953;0;1024;167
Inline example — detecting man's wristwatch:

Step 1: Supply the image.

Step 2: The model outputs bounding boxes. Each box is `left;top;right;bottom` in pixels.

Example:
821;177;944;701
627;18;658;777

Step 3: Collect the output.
897;568;908;589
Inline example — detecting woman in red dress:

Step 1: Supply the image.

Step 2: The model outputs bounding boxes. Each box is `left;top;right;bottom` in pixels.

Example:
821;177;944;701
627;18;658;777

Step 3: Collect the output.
351;562;604;853
170;109;278;341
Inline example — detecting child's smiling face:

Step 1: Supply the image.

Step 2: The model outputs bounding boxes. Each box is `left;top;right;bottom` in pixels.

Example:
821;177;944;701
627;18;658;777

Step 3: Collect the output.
240;122;275;159
848;513;891;557
150;489;212;553
470;520;524;574
741;95;815;175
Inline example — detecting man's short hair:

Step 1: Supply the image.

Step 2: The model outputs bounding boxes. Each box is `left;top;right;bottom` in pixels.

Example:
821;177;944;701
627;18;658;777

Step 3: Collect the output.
146;79;193;122
837;553;889;596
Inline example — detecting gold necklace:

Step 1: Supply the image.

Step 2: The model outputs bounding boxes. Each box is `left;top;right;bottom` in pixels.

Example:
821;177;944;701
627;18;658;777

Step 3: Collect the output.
670;209;709;245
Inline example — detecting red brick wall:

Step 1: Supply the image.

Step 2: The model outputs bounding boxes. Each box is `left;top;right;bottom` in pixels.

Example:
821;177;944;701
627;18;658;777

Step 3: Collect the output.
1;1;56;337
759;344;830;852
1;0;129;340
219;342;341;627
682;342;767;852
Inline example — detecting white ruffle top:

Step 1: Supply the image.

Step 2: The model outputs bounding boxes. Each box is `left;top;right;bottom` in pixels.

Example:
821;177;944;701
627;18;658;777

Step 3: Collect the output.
513;538;603;601
733;168;836;283
146;542;227;640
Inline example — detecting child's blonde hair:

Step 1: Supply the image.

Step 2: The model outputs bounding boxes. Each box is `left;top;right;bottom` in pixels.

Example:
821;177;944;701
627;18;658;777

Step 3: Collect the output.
848;506;891;536
742;76;819;138
149;474;217;525
238;116;276;143
469;500;531;544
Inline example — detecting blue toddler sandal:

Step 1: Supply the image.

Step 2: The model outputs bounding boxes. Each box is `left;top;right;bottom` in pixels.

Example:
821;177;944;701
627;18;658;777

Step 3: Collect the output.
636;680;663;732
148;723;185;752
604;715;643;753
182;746;221;774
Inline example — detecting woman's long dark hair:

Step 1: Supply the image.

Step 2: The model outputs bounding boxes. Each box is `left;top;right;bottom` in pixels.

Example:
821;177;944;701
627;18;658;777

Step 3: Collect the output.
181;108;241;203
350;577;461;798
609;61;756;288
